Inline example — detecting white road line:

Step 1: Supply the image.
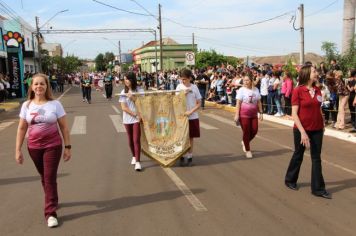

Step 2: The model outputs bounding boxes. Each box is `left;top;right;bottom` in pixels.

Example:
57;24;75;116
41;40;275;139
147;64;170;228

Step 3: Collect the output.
102;94;106;98
0;121;15;132
70;116;87;135
57;87;71;101
111;105;121;114
162;168;208;212
109;115;125;132
200;121;218;130
204;113;356;177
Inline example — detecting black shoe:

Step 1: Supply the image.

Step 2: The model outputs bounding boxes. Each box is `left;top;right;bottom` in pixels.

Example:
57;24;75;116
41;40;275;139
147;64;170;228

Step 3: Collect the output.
312;191;332;199
285;182;298;191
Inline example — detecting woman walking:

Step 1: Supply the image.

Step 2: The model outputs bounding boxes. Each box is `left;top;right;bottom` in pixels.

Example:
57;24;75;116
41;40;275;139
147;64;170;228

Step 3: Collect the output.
15;73;71;227
176;68;202;166
234;74;263;158
82;72;92;104
119;72;144;171
285;65;331;199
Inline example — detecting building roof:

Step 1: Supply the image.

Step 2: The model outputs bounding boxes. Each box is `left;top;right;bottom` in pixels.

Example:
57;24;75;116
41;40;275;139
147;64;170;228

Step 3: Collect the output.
250;52;324;65
134;37;179;51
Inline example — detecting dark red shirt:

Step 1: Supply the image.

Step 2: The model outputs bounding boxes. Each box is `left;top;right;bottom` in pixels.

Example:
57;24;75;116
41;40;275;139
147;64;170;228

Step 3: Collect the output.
292;85;324;131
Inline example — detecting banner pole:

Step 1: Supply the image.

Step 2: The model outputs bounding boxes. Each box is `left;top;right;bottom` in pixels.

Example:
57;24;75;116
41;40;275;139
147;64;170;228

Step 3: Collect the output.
115;89;190;97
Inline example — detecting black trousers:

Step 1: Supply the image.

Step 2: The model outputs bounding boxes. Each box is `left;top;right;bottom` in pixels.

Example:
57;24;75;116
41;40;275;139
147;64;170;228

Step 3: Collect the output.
105;84;113;99
284;96;291;115
261;95;268;113
81;87;85;99
285;129;326;195
84;87;91;102
349;93;355;128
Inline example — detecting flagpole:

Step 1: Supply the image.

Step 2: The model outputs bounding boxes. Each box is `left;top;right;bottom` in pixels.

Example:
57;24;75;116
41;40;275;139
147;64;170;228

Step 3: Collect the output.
115;89;191;96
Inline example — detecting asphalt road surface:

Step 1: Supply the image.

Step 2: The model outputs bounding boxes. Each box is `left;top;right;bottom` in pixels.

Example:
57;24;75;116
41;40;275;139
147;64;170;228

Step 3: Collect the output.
1;85;356;236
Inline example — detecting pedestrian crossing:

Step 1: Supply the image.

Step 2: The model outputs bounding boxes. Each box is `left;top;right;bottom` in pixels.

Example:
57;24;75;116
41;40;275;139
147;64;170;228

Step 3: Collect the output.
66;114;220;135
70;116;87;135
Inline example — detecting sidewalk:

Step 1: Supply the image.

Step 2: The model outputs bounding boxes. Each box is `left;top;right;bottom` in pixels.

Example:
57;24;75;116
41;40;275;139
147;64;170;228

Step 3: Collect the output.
0;99;24;113
205;101;356;144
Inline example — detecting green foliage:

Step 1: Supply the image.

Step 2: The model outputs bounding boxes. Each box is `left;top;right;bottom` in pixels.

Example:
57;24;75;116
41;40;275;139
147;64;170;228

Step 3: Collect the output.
95;52;116;71
321;42;338;64
282;58;298;80
195;49;239;68
321;36;355;74
40;50;82;74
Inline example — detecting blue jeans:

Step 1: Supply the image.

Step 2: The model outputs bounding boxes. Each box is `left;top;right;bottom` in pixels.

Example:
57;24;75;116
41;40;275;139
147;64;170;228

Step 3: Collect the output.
274;91;283;114
199;88;206;108
267;92;275;114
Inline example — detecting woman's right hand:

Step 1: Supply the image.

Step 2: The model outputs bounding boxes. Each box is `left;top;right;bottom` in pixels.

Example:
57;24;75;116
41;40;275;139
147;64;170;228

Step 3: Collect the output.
15;150;24;164
300;132;310;148
234;115;239;122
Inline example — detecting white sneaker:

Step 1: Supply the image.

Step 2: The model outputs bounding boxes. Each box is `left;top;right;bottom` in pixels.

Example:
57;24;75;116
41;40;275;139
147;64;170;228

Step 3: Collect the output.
241;141;246;153
246;151;253;159
135;162;142;171
131;157;136;165
47;216;58;228
274;113;282;117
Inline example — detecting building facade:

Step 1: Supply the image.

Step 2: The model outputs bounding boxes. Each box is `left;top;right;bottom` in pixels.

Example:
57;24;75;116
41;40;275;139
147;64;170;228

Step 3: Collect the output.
132;38;197;72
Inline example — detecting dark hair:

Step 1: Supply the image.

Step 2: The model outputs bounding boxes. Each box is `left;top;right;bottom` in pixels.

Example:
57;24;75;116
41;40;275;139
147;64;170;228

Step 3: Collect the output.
304;61;313;66
351;69;356;78
298;65;312;86
180;68;193;79
124;72;138;93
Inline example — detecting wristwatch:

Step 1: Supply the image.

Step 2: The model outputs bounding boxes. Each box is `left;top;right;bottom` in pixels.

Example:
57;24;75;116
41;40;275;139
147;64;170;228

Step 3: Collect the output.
64;145;72;149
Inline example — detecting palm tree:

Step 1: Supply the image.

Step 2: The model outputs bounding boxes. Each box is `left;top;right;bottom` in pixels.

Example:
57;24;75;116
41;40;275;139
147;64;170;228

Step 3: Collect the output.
342;0;356;54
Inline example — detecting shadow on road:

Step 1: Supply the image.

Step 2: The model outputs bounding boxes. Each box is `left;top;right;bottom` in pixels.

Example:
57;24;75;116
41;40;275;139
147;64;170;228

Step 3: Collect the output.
59;188;205;223
298;178;356;194
0;173;69;186
189;149;291;167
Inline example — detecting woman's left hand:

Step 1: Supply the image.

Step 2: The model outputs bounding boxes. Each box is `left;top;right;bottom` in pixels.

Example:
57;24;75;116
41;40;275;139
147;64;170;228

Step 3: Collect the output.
63;149;71;162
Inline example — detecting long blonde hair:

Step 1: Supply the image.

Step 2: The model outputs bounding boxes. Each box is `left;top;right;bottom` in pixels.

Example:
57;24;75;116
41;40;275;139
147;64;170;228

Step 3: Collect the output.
26;73;54;107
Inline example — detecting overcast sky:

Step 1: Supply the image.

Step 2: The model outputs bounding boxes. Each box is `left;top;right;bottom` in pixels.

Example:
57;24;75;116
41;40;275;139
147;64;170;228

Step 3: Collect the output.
3;0;345;59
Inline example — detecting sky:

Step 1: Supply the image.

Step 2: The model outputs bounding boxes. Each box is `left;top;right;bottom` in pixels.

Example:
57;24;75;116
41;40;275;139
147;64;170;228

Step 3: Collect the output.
1;0;346;59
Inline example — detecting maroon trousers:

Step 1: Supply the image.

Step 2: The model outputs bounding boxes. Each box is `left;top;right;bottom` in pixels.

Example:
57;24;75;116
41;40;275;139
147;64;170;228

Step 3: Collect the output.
124;122;141;161
240;117;258;151
28;145;62;220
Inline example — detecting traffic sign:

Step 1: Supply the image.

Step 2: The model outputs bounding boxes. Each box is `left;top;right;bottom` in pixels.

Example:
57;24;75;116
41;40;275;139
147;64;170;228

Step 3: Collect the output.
185;52;195;66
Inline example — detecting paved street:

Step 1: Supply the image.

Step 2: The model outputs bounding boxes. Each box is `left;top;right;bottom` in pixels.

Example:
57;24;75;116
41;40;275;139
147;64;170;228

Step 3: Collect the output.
1;86;356;236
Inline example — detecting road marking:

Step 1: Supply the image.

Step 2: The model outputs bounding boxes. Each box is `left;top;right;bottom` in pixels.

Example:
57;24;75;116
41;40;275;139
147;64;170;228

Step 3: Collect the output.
109;115;125;132
111;105;121;114
70;116;87;135
204;113;356;177
57;87;71;101
200;121;218;130
162;168;208;212
0;121;15;132
102;94;106;98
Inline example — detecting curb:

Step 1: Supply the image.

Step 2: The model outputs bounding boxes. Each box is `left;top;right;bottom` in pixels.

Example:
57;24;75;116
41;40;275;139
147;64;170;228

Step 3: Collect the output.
0;100;24;113
205;101;356;144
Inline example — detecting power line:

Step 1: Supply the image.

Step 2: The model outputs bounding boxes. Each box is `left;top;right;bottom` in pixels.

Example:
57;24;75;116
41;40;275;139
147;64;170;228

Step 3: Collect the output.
93;0;294;31
305;0;339;17
129;0;157;20
92;0;151;17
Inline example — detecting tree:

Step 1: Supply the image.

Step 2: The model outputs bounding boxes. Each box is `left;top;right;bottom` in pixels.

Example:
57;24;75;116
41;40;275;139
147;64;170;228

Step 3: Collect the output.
321;41;338;64
282;58;298;82
95;53;106;71
195;49;228;68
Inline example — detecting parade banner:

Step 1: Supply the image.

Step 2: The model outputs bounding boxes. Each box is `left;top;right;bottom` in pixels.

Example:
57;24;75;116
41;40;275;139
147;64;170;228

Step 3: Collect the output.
135;91;190;167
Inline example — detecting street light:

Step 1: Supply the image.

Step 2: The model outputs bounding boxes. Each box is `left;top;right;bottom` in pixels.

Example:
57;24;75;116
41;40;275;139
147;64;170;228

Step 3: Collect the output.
102;37;121;64
35;9;69;72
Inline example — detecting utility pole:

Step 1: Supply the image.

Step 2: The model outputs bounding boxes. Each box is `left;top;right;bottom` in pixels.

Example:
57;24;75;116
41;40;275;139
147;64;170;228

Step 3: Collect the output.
158;4;163;71
118;40;122;64
154;30;158;73
192;32;195;52
35;16;42;72
299;4;304;65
